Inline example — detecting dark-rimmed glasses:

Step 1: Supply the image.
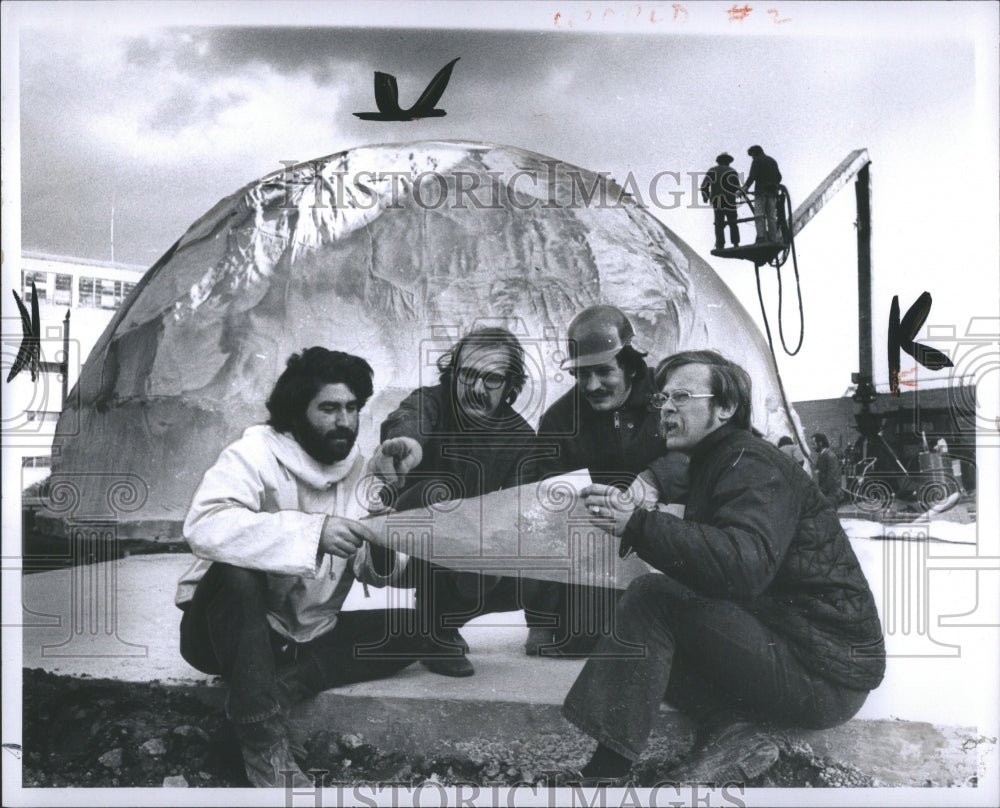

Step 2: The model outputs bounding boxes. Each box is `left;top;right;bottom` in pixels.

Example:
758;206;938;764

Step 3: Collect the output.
456;367;508;391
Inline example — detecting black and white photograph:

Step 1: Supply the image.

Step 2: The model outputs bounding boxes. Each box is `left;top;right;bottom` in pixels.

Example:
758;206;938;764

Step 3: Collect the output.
2;2;998;806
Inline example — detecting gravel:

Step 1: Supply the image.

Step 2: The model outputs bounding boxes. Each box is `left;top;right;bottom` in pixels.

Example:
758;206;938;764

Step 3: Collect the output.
20;667;884;789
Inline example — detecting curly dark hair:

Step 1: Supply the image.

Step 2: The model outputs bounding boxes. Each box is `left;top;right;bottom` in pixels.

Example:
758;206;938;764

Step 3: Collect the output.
654;349;753;431
266;347;374;434
811;432;830;450
436;327;528;406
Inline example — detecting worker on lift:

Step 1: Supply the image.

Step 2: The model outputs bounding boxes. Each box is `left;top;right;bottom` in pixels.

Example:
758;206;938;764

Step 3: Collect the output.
742;145;783;244
700;153;742;251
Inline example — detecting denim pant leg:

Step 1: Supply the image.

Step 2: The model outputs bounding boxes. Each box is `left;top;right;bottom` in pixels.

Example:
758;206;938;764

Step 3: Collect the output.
562;573;869;761
179;562;283;725
563;574;673;760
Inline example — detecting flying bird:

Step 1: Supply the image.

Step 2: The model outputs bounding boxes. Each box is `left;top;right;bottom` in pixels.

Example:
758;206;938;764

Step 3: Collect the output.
7;283;41;383
354;57;460;121
887;291;953;396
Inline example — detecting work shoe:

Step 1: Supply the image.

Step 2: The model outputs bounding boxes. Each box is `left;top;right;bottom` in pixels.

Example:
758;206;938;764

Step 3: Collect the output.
664;718;780;786
420;654;475;677
420;628;474;676
235;715;310;788
436;627;470;654
524;627;555;656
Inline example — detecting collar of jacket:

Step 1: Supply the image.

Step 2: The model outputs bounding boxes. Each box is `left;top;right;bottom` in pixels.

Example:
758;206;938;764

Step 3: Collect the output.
689;422;749;466
251;424;361;489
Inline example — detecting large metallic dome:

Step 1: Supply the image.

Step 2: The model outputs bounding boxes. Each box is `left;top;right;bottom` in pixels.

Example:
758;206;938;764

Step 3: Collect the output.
46;141;792;538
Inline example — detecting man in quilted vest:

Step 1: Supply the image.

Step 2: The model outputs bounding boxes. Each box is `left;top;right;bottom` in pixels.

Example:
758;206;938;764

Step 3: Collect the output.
563;350;885;786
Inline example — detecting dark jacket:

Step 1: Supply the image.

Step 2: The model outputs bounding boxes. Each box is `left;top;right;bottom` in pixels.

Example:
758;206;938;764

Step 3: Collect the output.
536;367;686;494
380;383;537;506
622;424;885;692
745;154;782;193
700;164;741;210
815;448;842;501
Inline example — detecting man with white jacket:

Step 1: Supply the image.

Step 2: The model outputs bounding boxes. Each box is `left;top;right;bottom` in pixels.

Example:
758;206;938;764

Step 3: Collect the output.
176;347;431;787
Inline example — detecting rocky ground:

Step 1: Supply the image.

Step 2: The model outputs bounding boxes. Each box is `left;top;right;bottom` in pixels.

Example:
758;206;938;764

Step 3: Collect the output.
19;668;883;790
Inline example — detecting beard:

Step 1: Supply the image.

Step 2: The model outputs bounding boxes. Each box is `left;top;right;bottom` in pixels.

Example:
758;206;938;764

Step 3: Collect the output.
295;419;357;465
459;388;494;415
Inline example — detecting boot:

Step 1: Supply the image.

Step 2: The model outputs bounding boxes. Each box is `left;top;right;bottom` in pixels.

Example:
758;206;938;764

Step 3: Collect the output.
524;627;555;656
420;627;474;677
665;716;780;785
234;713;310;788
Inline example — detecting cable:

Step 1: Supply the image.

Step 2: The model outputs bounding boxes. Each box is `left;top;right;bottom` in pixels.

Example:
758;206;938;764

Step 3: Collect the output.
752;185;804;357
772;186;804;356
748;184;807;457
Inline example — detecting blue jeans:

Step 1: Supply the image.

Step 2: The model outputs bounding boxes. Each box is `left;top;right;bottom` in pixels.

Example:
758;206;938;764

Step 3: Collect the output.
179;562;429;726
562;573;870;760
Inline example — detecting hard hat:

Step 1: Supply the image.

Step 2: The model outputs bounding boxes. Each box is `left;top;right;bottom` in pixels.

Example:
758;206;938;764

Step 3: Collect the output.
560;305;644;370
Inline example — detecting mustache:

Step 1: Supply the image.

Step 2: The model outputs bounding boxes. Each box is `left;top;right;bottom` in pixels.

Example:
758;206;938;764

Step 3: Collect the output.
460;389;491;408
324;427;356;441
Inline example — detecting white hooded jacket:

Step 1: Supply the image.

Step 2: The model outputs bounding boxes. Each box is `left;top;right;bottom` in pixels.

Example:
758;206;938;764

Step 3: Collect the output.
175;425;404;642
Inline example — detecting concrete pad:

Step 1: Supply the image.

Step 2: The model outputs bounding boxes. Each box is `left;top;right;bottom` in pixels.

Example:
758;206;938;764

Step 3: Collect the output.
16;535;1000;787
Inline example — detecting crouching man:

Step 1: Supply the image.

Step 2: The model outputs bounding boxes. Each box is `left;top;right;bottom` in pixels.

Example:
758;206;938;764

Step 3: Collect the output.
565;350;885;785
175;348;434;787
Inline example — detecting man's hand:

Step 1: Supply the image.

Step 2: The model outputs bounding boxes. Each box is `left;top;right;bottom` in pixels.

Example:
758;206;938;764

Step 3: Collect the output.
319;516;376;558
581;483;636;537
369;437;423;489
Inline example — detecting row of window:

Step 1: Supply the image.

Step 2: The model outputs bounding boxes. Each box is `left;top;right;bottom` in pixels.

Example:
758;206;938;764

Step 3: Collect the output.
22;455;52;468
25;411;61;423
21;270;137;310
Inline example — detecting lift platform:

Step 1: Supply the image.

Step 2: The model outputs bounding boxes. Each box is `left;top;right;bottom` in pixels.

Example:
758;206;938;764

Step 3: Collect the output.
711;241;787;264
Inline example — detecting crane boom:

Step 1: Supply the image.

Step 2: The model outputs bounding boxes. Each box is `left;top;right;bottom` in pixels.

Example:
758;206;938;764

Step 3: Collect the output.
791;149;871;236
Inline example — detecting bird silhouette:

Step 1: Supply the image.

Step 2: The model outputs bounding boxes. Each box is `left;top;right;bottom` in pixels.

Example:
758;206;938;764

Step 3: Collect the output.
887;291;953;396
354;57;460;121
7;283;41;383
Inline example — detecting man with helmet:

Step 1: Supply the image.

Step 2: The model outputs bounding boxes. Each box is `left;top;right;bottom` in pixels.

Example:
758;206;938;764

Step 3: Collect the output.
700;152;742;250
522;305;688;657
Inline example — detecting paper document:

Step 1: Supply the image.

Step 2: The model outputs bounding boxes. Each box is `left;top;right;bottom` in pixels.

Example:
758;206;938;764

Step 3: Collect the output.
364;470;654;589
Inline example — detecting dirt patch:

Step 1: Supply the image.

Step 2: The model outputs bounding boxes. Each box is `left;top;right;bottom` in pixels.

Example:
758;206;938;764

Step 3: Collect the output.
20;667;881;789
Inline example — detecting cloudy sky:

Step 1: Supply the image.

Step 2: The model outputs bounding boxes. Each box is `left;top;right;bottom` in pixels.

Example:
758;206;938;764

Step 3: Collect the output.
3;0;998;402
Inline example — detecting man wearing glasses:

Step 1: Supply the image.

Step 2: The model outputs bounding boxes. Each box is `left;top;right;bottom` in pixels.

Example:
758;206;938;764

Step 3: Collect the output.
374;327;540;676
559;350;885;785
523;305;689;658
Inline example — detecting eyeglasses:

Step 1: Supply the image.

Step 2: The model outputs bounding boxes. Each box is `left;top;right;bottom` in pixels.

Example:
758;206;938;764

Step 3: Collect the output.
456;366;508;391
648;390;714;410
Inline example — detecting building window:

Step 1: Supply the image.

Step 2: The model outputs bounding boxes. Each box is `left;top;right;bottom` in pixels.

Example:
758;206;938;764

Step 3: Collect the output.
100;280;118;309
54;273;73;305
78;276;128;309
21;456;52;468
26;411;61;423
22;270;48;303
78;277;98;308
